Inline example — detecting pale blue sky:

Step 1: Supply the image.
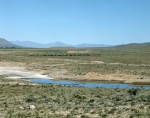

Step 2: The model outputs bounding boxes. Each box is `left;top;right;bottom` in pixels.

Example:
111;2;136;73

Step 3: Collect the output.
0;0;150;45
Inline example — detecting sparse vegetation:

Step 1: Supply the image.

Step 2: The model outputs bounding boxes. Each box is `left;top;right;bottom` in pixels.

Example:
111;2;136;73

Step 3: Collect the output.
0;79;150;118
0;46;150;117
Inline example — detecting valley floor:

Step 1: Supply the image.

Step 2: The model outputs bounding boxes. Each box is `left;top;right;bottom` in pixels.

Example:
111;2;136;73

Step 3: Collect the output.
0;47;149;117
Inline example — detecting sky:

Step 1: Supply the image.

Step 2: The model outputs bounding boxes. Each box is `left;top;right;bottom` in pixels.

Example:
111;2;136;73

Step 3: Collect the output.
0;0;150;45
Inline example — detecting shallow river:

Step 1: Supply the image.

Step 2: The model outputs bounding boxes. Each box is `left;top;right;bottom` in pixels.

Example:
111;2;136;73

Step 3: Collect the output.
21;78;150;89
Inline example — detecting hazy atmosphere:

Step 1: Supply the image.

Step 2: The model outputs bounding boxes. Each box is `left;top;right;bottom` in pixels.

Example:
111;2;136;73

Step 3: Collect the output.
0;0;150;45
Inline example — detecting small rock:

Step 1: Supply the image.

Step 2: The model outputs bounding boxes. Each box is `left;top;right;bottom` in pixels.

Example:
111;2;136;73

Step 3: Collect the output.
18;100;23;103
19;106;24;110
29;105;35;110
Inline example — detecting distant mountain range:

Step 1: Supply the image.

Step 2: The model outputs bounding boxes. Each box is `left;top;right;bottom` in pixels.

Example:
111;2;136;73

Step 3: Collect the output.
0;38;150;48
10;41;71;48
10;40;111;48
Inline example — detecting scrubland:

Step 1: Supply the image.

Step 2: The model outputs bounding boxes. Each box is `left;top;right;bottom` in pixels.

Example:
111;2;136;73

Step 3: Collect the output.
0;46;150;117
0;79;150;118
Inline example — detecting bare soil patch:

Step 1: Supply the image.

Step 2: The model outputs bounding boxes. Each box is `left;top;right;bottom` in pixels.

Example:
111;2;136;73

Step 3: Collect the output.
0;61;150;85
0;62;48;79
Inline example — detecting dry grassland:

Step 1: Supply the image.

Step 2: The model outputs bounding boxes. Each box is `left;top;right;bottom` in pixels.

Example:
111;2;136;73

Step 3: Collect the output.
0;46;150;117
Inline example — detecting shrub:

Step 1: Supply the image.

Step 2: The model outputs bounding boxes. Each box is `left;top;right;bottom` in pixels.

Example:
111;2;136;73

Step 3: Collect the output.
26;97;37;102
128;88;139;95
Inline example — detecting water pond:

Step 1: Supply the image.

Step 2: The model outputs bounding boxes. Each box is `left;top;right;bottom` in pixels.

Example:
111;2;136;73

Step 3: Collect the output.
21;78;150;89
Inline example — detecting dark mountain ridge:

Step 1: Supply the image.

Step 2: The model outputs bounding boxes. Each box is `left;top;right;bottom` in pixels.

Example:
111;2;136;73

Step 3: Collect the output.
0;38;20;48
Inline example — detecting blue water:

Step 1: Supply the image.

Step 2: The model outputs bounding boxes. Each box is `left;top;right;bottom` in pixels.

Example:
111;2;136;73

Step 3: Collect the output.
21;78;150;89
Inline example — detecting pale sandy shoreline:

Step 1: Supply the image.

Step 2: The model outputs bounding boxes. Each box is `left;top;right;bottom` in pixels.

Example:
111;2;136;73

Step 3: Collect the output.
0;66;49;79
0;61;150;85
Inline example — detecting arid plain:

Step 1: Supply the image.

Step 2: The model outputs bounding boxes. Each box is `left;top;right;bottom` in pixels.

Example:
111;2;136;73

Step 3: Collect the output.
0;45;150;117
0;46;150;84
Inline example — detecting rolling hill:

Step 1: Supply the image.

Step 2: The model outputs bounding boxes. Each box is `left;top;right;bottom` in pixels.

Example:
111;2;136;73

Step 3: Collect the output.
0;38;20;48
115;42;150;48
